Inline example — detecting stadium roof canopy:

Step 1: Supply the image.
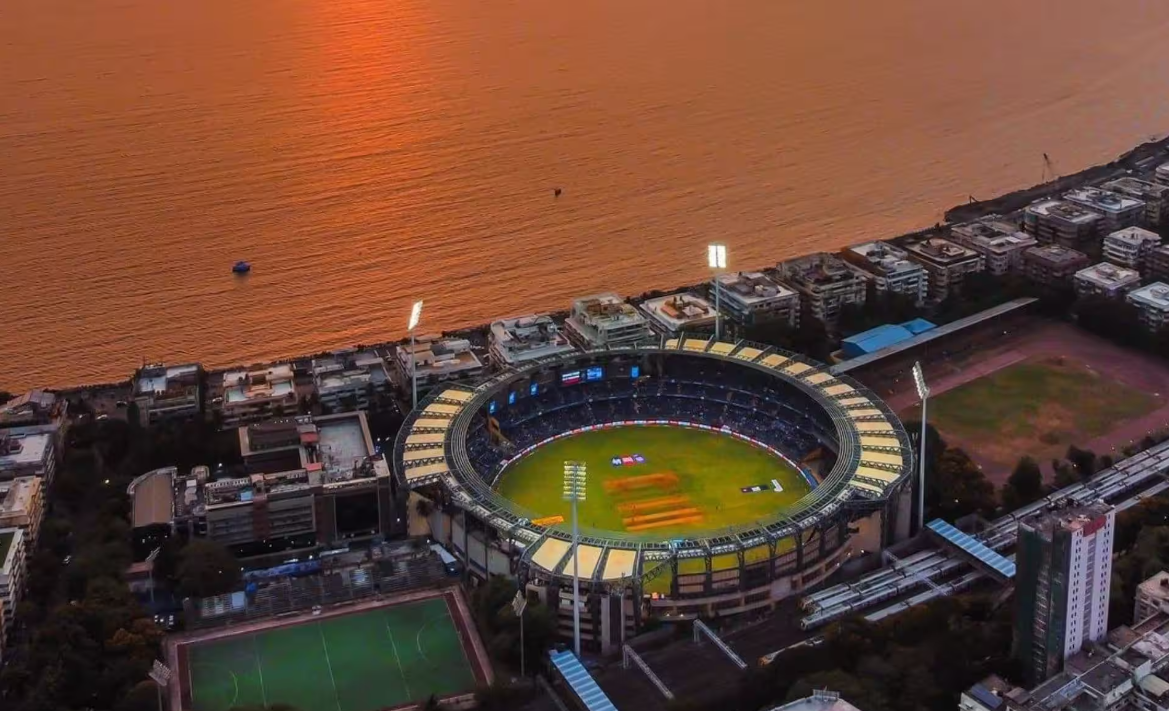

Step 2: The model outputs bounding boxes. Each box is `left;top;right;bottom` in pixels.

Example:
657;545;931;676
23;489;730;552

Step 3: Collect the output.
392;335;914;585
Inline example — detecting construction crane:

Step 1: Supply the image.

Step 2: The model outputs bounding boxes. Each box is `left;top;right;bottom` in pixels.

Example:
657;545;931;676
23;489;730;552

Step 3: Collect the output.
1041;152;1059;183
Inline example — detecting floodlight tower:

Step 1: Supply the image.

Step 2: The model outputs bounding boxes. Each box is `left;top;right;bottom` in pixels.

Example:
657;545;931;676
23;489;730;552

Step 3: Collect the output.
563;460;587;657
707;243;727;340
912;361;930;533
408;300;424;411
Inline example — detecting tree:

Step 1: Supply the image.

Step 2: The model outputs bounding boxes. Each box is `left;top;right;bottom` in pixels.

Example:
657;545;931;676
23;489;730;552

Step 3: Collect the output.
929;448;996;521
176;539;241;598
116;680;161;711
1066;445;1099;480
1001;457;1044;512
0;390;12;406
1052;459;1080;489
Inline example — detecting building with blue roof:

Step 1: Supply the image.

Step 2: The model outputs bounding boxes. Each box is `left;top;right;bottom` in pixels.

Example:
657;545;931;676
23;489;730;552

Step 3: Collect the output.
840;320;936;359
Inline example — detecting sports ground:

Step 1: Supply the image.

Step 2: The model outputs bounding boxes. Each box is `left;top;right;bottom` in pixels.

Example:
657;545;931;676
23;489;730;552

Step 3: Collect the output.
181;597;479;711
495;425;812;535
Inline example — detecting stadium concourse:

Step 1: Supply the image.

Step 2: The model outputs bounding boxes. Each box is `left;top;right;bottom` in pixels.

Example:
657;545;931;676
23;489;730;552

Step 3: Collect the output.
393;336;915;654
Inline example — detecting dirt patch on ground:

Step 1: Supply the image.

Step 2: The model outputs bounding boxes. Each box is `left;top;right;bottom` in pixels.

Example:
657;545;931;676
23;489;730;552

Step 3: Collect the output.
884;321;1169;485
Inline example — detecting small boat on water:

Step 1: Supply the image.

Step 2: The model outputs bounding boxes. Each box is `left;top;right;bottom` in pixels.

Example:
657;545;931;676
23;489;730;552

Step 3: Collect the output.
232;261;251;275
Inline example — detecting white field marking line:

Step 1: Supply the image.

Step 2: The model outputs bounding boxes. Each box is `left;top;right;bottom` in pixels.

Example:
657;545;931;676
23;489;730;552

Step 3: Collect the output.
252;634;269;708
190;662;240;709
317;623;343;711
414;615;451;664
385;618;413;701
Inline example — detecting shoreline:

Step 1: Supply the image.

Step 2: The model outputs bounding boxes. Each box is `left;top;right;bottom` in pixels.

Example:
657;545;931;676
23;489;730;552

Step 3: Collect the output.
15;134;1169;397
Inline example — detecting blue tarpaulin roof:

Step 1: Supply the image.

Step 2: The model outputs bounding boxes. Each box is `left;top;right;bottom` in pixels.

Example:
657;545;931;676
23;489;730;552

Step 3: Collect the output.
927;519;1016;578
549;649;619;711
841;324;912;358
901;318;937;335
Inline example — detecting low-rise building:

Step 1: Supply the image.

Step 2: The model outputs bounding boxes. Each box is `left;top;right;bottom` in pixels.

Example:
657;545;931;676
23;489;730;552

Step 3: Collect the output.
767;691;863;711
713;271;801;327
394;336;486;393
488;314;577;366
1156;162;1169;186
1136;571;1169;624
778;254;867;323
1022;244;1091;288
1102;176;1169;226
902;236;985;302
311;349;391;412
1064;186;1145;233
219;364;299;427
1023;199;1103;253
0;390;66;430
1073;262;1141;299
0;527;27;662
0;426;58;486
839;241;930;304
0;478;43;547
639;292;719;334
1103;226;1162;270
133;363;203;423
1150;245;1169;283
563;293;656;348
951;217;1037;276
1127;282;1169;331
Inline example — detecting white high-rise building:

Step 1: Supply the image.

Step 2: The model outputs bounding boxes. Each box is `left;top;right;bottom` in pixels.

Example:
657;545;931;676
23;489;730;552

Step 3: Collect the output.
1013;503;1115;685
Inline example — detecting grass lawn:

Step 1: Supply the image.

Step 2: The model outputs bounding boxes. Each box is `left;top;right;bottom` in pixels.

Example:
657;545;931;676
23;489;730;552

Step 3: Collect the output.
903;356;1162;470
495;425;811;536
186;598;476;711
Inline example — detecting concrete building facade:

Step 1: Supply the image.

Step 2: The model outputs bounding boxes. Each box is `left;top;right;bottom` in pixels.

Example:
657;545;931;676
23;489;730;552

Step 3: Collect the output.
1127;282;1169;332
638;293;719;334
951;217;1037;276
0;426;58;486
311;349;391;412
563;294;656;348
1023;199;1103;254
902;237;985;303
0;527;27;662
1022;245;1091;288
713;271;801;327
778;254;867;323
1136;571;1169;625
488;314;577;366
839;241;930;305
1073;263;1141;299
1102;176;1169;227
394;336;486;393
1102;226;1161;270
219;364;299;427
1064;187;1146;234
0;478;43;548
133;363;203;423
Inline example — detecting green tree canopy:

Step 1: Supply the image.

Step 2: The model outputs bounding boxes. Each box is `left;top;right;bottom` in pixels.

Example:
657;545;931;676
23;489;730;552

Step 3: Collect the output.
1002;456;1044;512
177;539;242;598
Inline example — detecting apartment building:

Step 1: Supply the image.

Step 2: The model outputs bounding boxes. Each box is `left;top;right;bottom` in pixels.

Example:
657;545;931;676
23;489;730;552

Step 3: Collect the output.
0;528;27;662
1064;187;1145;233
839;241;929;304
133;363;203;423
1073;262;1141;299
0;390;66;430
1127;282;1169;332
639;292;719;335
0;478;43;548
0;426;58;486
1023;199;1103;253
394;336;486;393
713;271;801;327
219;364;299;427
950;217;1037;276
778;254;867;323
1102;176;1169;226
1102;226;1161;270
1158;162;1169;186
488;314;577;367
563;294;656;348
1136;571;1169;624
902;236;985;302
1149;245;1169;283
1021;245;1091;288
311;349;391;412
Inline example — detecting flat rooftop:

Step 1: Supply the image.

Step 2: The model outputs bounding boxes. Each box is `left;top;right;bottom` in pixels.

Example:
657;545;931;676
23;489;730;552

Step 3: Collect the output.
904;236;980;263
1106;226;1161;247
769;694;863;711
716;271;797;303
136;363;200;395
1020;501;1112;539
1065;186;1145;213
1025;243;1089;265
0;529;15;571
640;292;718;329
1128;282;1169;310
130;467;175;528
842;241;923;275
0;477;39;515
781;253;862;286
317;416;373;476
400;337;484;375
1027;199;1102;224
953;219;1036;253
312;349;389;392
1076;262;1141;287
0;430;51;467
223;364;296;404
1103;176;1169;198
490;314;575;356
571;293;646;326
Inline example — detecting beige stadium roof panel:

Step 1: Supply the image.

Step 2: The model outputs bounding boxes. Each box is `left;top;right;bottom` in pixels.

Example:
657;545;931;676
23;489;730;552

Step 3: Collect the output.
862;450;904;467
531;538;572;573
405;432;446;446
665;338;681;350
423;402;461;415
601;549;638;581
734;347;764;362
855;465;900;482
412;418;452;430
860;435;899;449
403;447;446;463
571;544;604;580
708;341;736;355
683;338;708;352
855;420;894;433
804;371;833;385
836;397;870;407
438;389;474;403
404;462;449;482
761;353;790;368
782;362;813;376
849;408;883;418
823;383;855;396
852;480;886;495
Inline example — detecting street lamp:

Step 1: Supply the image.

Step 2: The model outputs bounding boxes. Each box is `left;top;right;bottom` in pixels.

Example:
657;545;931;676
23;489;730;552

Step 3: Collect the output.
563;460;587;657
707;243;727;340
912;361;930;533
408;300;424;411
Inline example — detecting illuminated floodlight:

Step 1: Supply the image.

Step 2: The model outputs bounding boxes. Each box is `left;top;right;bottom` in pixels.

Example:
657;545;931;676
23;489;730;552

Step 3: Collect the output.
408;300;424;331
912;361;930;400
707;243;727;270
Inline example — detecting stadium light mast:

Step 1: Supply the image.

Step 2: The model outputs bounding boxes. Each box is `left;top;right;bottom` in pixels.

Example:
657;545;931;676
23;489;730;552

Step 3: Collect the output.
563;460;587;657
707;243;727;340
912;361;930;533
408;300;424;411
